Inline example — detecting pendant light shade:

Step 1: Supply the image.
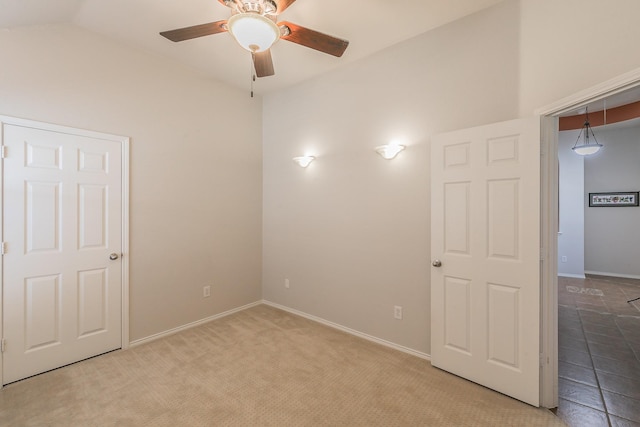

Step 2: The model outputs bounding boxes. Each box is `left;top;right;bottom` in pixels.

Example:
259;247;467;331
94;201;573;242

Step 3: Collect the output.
572;107;603;156
572;143;602;156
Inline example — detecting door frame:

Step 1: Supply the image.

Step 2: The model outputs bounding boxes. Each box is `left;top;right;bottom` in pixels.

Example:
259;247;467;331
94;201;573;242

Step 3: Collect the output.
537;67;640;407
0;115;130;387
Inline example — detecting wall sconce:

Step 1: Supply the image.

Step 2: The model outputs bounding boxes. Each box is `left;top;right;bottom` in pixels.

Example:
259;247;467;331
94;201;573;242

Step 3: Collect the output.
293;156;315;168
375;143;405;159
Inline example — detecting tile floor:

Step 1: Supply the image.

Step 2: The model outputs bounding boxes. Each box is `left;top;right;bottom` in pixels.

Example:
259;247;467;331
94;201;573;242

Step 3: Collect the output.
557;274;640;427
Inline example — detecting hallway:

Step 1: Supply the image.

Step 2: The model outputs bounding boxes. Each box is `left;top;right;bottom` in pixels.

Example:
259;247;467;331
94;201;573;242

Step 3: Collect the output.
557;275;640;426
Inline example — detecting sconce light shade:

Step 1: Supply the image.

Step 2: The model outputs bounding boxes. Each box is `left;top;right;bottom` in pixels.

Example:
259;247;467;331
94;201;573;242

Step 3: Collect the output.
293;156;315;168
375;144;405;160
227;13;280;53
572;107;603;156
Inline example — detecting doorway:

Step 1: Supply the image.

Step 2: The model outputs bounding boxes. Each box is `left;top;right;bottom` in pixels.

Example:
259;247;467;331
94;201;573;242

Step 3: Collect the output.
555;106;640;425
538;78;640;424
0;116;130;386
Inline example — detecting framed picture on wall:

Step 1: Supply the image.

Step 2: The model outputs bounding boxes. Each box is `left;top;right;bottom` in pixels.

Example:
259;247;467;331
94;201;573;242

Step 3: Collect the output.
589;192;639;207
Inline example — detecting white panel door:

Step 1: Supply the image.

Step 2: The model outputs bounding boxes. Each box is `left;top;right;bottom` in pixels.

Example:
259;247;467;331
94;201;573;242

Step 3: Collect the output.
431;117;541;406
3;124;122;384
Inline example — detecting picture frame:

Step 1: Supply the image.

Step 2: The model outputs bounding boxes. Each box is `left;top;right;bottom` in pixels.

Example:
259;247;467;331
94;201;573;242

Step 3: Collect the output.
588;192;639;207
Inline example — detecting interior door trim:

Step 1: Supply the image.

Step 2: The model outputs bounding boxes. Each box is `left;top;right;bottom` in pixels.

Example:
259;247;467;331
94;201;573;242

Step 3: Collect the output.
536;66;640;408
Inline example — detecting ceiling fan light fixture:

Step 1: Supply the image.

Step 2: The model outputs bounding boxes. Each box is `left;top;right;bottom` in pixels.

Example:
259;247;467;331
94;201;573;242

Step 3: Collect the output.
227;13;280;53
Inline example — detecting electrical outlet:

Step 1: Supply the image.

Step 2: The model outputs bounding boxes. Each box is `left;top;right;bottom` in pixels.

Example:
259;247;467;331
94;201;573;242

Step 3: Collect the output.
561;256;567;263
285;279;290;289
394;306;403;320
203;286;211;298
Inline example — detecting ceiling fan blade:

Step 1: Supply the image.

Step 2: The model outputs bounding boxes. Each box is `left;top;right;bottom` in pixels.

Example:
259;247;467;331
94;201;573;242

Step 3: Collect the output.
274;0;297;13
279;21;349;57
252;50;275;78
160;20;228;42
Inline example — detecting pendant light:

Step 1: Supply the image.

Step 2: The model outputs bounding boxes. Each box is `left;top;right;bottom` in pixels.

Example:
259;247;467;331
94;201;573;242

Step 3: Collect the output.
572;106;603;156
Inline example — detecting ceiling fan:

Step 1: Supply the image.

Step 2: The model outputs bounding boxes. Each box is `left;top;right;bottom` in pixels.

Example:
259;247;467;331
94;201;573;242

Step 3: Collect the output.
160;0;349;78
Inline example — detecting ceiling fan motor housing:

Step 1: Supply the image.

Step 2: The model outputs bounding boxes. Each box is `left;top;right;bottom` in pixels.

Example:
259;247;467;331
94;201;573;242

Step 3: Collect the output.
230;0;277;16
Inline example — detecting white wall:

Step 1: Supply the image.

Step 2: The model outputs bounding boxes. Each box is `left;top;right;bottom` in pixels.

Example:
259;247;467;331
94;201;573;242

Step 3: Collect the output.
557;131;585;278
263;1;521;354
263;0;640;355
0;24;263;341
519;0;640;115
584;123;640;277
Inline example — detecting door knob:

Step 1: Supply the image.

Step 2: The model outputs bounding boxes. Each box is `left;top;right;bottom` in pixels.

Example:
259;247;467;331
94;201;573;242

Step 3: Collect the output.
109;253;119;260
432;259;442;267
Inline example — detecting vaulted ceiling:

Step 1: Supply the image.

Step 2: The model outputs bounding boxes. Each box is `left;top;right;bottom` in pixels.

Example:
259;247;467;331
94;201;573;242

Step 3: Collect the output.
0;0;505;94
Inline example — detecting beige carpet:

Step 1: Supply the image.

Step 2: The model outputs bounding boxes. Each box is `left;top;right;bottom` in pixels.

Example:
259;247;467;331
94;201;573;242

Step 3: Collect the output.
0;305;564;426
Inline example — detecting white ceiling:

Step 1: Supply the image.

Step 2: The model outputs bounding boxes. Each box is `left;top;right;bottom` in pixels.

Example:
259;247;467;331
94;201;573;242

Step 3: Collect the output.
0;0;505;94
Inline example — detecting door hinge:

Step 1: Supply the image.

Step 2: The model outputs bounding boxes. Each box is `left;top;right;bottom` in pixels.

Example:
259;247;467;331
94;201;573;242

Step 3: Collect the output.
1;338;6;353
0;145;5;158
539;353;547;367
0;242;6;255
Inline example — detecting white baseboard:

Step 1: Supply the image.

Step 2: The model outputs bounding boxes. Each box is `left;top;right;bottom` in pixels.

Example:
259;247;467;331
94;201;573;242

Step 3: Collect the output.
584;271;640;280
129;300;262;347
129;300;432;362
558;273;586;279
262;300;431;361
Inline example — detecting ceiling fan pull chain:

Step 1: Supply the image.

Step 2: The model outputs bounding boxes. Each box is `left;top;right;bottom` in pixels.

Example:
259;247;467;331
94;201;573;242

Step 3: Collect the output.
250;55;255;98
